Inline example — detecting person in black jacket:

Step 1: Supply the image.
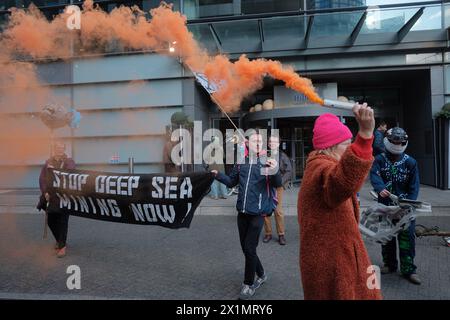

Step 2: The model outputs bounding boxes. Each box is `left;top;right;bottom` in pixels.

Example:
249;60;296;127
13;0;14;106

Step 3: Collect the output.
38;141;75;258
211;131;282;300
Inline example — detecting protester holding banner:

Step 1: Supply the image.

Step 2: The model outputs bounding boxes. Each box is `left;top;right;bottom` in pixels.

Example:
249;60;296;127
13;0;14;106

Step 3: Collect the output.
297;104;382;300
38;141;75;258
211;131;282;300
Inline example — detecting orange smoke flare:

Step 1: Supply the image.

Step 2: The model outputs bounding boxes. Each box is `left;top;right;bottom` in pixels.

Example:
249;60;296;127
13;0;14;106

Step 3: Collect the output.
1;1;323;114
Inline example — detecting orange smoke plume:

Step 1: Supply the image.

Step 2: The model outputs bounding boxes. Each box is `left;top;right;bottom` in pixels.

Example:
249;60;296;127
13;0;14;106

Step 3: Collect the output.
0;1;323;113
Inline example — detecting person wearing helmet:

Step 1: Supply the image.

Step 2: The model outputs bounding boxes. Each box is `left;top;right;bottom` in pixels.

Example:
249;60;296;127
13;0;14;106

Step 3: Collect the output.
369;127;421;285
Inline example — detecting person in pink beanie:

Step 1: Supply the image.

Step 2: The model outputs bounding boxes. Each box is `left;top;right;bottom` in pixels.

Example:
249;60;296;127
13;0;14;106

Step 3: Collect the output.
297;103;382;300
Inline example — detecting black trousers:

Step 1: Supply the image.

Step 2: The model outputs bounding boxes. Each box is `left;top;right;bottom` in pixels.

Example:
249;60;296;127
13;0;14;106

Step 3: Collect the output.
47;210;70;249
237;212;265;286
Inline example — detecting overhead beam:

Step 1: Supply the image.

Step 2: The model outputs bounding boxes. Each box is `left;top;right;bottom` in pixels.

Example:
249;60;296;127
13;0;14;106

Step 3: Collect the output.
397;7;425;43
303;15;314;49
348;11;367;46
258;19;265;51
208;23;223;53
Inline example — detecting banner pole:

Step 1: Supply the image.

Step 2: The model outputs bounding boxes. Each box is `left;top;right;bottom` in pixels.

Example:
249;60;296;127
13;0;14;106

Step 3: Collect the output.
180;61;246;144
209;95;246;143
180;124;184;173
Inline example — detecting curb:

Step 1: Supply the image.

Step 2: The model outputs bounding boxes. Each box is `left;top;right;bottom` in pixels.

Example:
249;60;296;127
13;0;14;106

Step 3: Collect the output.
2;205;450;217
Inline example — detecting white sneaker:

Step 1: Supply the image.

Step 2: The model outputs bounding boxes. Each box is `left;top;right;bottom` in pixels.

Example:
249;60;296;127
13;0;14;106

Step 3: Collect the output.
253;274;267;289
239;284;255;300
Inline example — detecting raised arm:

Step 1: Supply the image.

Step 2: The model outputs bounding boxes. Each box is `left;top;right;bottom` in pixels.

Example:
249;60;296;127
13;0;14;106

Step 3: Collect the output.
322;103;375;208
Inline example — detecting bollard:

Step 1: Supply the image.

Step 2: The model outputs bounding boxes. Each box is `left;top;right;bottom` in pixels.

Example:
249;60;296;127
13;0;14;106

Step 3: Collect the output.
128;157;134;174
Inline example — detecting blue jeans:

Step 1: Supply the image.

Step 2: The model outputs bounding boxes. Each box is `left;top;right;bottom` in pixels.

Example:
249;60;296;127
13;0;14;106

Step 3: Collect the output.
210;180;228;198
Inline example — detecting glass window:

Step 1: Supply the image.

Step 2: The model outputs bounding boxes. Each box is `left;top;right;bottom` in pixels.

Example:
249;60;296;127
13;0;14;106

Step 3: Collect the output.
0;12;9;31
187;24;219;54
410;5;442;31
307;1;438;9
242;0;302;14
311;11;364;37
0;1;70;9
445;65;450;94
360;6;418;34
307;0;365;10
212;19;260;46
444;2;450;28
184;0;236;19
366;0;435;6
262;15;306;41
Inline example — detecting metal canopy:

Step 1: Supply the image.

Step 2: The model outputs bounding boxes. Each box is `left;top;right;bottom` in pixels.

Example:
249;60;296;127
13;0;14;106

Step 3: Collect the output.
304;15;314;49
187;3;444;55
397;7;425;43
348;11;367;47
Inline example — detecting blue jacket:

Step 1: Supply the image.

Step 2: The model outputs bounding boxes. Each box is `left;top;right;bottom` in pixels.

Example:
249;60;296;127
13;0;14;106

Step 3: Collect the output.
216;157;282;215
370;152;420;205
373;129;385;156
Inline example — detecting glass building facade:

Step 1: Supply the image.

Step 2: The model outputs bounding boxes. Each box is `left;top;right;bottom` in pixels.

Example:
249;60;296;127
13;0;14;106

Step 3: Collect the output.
0;0;448;188
307;0;366;9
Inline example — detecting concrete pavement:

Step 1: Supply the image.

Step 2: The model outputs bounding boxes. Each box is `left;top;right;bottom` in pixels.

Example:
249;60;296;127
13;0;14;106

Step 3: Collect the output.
0;181;449;300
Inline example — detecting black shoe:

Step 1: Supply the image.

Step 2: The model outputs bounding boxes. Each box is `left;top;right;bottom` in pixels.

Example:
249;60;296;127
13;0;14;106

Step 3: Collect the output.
404;273;421;285
263;235;272;243
278;235;286;245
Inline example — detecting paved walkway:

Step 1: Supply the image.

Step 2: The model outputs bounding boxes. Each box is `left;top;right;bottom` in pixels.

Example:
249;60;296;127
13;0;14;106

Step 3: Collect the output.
0;214;449;300
1;180;449;300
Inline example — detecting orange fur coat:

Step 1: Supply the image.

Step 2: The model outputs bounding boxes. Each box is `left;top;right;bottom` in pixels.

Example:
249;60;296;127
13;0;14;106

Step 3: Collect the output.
297;135;382;300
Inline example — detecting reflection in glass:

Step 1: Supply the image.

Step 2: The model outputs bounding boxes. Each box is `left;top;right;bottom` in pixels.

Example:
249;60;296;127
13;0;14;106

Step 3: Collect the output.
361;7;417;33
307;0;366;10
409;5;442;31
262;16;305;41
311;11;364;37
213;20;260;45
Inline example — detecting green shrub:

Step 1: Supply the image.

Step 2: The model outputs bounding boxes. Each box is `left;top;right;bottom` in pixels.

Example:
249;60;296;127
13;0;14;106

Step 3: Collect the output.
436;103;450;119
